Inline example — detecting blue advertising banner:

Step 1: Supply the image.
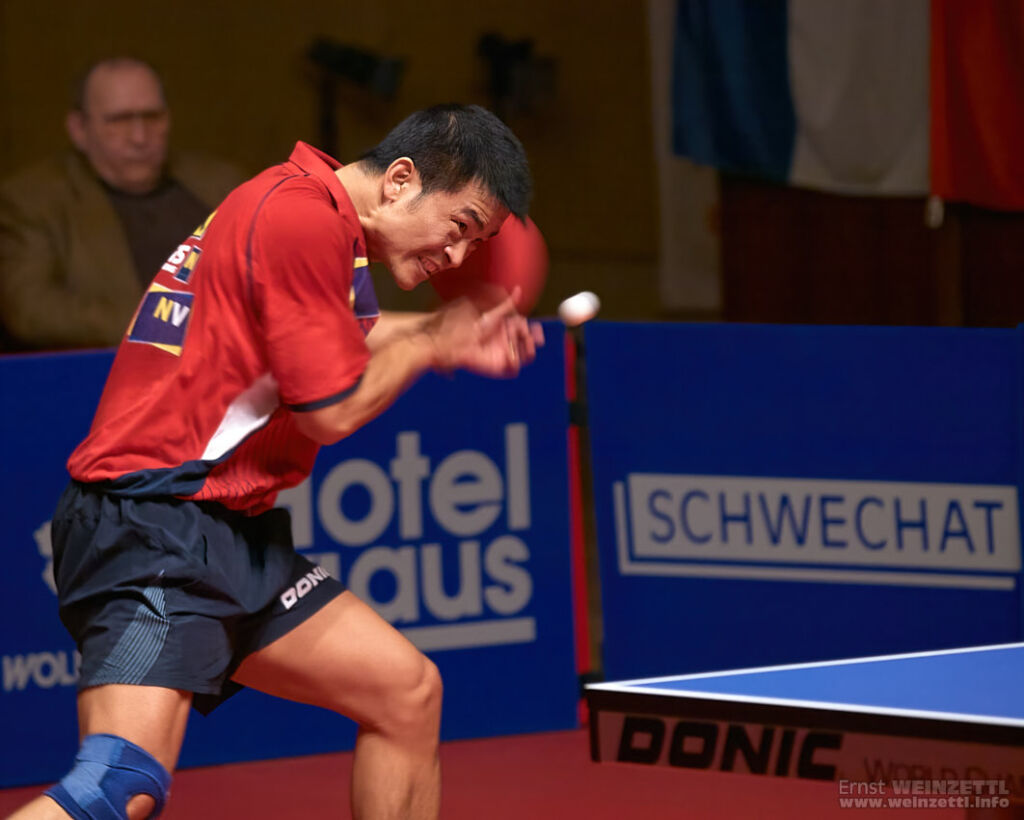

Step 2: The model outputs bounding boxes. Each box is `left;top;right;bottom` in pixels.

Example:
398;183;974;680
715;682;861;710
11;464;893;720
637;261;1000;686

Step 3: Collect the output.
0;322;578;787
584;321;1023;682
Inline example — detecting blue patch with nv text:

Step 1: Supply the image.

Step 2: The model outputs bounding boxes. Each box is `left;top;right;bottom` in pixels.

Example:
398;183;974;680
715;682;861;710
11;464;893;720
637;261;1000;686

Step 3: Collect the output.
128;286;195;355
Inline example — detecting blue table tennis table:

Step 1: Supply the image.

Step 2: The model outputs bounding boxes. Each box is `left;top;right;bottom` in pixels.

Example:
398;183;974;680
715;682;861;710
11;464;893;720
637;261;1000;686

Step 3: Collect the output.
586;643;1024;813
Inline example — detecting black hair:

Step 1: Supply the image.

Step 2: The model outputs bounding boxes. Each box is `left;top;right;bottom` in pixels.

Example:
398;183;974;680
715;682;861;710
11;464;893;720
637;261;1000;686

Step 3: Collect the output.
360;104;532;218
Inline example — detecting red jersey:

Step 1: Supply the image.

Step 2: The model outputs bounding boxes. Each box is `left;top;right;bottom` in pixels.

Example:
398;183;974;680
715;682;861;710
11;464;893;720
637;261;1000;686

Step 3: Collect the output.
68;142;379;513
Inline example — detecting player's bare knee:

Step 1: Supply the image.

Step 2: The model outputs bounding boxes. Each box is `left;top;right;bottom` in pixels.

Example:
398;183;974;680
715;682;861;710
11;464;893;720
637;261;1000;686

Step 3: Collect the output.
395;653;442;731
416;655;443;719
377;652;443;740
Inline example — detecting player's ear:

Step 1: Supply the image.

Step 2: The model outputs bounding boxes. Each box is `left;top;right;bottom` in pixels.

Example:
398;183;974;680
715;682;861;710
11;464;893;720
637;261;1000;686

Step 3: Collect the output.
383;157;416;202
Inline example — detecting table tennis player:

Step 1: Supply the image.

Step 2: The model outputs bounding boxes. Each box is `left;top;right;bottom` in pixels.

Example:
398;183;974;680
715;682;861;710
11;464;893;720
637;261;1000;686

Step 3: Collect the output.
8;103;544;820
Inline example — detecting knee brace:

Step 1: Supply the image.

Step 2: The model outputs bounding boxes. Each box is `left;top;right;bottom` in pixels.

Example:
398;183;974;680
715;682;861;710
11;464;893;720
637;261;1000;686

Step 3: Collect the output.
45;733;172;820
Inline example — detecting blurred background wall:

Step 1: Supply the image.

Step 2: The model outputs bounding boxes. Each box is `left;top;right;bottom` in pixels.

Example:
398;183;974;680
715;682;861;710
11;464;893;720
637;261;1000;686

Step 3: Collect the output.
3;0;1024;328
0;0;662;320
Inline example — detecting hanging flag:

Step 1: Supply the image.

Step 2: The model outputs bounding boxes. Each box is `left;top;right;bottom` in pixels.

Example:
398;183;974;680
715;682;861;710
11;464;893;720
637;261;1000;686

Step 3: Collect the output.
931;0;1024;211
671;0;931;197
649;0;722;314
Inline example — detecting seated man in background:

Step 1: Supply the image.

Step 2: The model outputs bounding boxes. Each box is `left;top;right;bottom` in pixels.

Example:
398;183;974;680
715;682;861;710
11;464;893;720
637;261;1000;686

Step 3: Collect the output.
0;57;245;351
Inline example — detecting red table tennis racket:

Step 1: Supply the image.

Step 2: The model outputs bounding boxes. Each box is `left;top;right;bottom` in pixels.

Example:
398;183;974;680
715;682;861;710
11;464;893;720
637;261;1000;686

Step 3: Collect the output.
430;214;548;314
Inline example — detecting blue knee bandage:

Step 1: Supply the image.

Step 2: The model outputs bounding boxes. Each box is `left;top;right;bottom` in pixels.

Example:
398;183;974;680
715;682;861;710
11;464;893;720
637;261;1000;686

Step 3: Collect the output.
45;733;172;820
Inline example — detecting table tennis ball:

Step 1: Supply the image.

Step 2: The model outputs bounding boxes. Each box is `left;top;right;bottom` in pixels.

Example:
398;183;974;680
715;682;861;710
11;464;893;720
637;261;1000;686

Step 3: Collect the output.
558;291;601;326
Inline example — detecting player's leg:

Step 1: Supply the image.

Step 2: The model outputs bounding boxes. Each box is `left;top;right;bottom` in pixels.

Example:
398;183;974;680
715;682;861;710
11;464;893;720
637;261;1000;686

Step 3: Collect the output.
232;590;442;820
72;683;192;817
6;684;191;820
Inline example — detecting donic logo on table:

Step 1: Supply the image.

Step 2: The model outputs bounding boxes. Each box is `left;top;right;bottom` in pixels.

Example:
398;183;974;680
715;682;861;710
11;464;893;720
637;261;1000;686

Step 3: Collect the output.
277;424;536;653
127;283;194;356
613;474;1021;589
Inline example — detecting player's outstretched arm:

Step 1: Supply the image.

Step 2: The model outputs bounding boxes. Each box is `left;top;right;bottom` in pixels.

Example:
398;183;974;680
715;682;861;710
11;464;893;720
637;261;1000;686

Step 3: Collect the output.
292;293;542;446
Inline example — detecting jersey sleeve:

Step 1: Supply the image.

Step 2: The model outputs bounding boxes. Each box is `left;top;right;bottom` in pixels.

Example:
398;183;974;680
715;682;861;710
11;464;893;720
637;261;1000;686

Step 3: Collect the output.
248;179;370;410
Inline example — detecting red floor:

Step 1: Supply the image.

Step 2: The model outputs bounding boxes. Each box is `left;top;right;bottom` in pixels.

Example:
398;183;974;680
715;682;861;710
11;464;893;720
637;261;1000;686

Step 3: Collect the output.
0;728;964;819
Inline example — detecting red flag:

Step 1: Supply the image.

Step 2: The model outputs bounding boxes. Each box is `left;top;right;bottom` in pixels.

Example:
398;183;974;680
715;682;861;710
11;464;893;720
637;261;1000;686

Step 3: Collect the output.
931;0;1024;210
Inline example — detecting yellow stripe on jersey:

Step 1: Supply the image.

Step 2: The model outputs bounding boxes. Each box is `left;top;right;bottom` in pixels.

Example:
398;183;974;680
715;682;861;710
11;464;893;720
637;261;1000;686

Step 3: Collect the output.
148;342;185;356
190;210;218;241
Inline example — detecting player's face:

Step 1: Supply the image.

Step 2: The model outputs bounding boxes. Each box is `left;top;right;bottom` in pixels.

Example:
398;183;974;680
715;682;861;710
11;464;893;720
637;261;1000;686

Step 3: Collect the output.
67;63;170;195
377;179;509;290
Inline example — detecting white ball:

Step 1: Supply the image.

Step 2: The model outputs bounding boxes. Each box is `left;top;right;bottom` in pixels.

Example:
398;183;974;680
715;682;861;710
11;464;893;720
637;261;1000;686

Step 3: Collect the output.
558;291;601;326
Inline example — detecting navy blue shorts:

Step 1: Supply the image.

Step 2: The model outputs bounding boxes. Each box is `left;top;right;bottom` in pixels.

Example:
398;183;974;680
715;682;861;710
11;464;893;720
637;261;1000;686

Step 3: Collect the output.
51;481;345;714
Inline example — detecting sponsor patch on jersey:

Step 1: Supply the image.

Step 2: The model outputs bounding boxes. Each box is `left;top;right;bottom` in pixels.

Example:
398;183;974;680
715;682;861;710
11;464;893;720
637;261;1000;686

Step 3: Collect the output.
128;284;195;356
350;254;380;336
174;246;201;284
